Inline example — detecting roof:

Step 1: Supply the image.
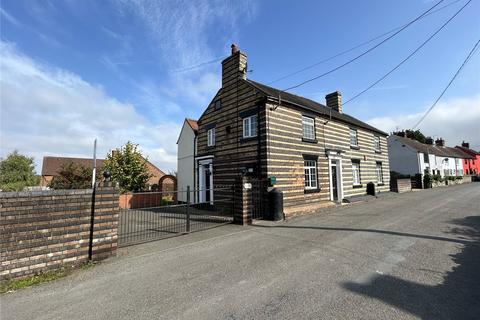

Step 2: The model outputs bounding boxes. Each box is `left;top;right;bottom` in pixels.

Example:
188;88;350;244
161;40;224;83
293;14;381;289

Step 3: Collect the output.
42;157;105;176
245;79;388;136
455;145;480;156
186;118;198;133
391;136;474;159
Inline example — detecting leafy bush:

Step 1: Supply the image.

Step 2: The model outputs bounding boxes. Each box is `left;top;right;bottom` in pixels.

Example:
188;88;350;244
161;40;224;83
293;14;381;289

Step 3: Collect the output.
49;162;102;190
0;151;40;191
455;176;463;180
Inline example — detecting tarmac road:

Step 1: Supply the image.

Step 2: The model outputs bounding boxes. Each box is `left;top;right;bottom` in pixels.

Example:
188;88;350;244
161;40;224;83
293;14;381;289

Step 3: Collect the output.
2;183;479;319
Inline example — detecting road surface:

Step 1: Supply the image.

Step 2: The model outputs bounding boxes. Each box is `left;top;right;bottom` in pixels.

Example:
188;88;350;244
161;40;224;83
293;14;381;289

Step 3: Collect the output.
2;183;479;319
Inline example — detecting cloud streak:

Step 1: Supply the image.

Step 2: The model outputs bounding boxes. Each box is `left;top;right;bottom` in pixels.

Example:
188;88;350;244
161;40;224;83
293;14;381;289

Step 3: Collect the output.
0;41;180;173
367;95;480;148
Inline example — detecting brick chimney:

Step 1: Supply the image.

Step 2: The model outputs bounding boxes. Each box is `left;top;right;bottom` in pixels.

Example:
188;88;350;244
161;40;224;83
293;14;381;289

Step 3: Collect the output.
325;91;342;113
462;141;470;148
435;138;445;147
221;44;247;88
425;137;434;145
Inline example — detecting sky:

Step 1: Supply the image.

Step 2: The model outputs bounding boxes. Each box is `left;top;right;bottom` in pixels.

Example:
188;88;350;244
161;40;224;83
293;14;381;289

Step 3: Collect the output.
1;0;479;173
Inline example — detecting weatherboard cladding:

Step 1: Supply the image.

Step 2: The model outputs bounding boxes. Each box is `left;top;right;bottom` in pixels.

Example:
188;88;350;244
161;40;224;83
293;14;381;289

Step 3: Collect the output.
197;79;390;211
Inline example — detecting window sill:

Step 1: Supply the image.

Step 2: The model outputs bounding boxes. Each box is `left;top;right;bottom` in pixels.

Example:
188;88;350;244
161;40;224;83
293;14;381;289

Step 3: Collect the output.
350;145;360;150
352;184;363;189
240;136;257;143
302;138;318;144
304;188;320;194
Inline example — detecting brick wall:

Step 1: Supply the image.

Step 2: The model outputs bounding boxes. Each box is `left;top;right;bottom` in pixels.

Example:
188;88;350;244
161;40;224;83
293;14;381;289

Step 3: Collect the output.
0;186;118;281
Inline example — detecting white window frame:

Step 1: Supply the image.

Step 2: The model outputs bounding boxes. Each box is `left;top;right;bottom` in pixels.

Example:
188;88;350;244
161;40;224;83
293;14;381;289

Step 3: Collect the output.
376;162;383;183
352;161;361;186
207;128;215;147
350;128;358;147
243;115;257;138
302;116;315;140
374;136;381;152
304;160;318;190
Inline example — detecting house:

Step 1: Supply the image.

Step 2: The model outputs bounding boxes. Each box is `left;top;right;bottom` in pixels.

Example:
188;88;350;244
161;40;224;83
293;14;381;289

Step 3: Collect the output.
177;118;198;202
455;142;480;175
387;134;473;178
194;44;390;217
41;156;171;189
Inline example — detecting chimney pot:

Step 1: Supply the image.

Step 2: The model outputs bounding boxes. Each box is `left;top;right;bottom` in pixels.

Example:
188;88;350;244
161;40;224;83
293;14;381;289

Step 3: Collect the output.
462;141;470;149
231;43;239;55
325;91;342;113
435;138;445;147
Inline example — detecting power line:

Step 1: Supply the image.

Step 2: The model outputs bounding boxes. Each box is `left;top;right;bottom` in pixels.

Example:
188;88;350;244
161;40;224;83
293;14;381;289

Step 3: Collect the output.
343;0;472;105
267;0;462;86
281;0;447;92
412;38;480;129
171;56;226;73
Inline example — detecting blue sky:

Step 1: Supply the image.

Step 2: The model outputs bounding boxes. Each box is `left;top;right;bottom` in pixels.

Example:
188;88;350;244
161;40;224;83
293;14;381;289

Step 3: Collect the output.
1;0;479;172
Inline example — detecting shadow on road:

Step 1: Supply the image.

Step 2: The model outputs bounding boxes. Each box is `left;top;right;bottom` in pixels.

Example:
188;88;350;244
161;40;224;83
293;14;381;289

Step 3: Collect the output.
341;215;480;319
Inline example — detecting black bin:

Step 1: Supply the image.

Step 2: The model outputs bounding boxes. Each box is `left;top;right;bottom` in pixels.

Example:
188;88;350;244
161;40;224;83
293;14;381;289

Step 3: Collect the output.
268;188;284;221
366;182;376;196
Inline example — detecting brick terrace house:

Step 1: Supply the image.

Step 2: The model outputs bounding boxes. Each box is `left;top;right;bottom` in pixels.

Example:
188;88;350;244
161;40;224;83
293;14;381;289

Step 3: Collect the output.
455;142;480;175
195;44;390;217
41;156;171;190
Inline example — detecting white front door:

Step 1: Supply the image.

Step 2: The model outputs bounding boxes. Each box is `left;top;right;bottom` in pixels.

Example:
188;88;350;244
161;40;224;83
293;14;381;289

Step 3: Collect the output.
198;159;213;204
327;151;344;202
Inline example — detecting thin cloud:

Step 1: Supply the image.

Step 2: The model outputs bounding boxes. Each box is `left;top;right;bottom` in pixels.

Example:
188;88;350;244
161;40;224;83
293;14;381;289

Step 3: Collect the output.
0;41;180;173
367;95;480;147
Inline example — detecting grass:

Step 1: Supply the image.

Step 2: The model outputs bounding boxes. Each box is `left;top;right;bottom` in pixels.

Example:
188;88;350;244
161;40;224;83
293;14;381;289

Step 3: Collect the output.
0;261;99;294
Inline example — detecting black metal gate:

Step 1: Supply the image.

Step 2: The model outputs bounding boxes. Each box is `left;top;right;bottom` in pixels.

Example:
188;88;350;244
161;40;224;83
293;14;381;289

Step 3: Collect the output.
250;179;267;220
118;186;234;247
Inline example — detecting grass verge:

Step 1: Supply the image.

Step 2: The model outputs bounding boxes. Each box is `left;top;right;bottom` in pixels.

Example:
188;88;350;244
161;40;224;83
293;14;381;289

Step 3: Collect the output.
0;262;98;294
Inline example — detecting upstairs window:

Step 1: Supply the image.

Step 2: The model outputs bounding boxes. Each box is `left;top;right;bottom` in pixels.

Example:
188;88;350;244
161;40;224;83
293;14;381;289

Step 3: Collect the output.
376;162;383;183
350;128;358;147
304;160;317;190
374;136;381;152
352;160;361;186
214;99;221;110
243;115;257;138
207;128;215;147
302;116;315;140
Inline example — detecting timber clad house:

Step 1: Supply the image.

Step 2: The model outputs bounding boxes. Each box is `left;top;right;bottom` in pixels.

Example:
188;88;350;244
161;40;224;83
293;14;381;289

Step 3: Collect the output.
188;44;390;218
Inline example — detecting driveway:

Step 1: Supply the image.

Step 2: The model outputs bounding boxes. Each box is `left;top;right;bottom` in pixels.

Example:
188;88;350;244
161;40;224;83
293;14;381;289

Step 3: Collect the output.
2;183;479;319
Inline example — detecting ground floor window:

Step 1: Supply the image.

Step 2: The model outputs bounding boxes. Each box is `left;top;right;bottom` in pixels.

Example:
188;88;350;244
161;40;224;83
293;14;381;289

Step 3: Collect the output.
352;160;361;186
304;160;317;189
376;162;383;183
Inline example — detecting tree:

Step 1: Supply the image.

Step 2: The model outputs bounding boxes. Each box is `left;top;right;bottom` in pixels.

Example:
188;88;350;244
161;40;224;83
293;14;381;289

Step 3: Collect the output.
49;162;102;190
104;142;151;192
405;129;427;144
0;151;40;191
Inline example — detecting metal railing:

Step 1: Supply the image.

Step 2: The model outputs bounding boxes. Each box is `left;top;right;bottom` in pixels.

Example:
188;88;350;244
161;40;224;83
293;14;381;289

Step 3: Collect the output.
118;186;234;247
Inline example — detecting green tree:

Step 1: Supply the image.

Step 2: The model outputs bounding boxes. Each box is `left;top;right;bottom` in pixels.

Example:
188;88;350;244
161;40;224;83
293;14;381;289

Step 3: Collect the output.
0;151;40;191
104;142;151;192
405;129;427;144
49;162;102;190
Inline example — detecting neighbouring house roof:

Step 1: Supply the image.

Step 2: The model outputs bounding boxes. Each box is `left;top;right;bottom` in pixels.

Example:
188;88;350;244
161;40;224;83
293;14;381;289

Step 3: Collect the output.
245;79;388;136
42;156;106;176
186;118;198;133
455;145;480;156
391;136;474;159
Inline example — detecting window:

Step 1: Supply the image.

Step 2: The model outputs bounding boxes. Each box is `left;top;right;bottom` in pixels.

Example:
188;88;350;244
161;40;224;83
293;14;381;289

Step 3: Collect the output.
304;160;317;189
350;128;358;147
207;128;215;147
302;116;315;140
243;115;257;138
214;99;221;110
423;153;429;163
374;136;381;152
352;160;361;186
376;162;383;183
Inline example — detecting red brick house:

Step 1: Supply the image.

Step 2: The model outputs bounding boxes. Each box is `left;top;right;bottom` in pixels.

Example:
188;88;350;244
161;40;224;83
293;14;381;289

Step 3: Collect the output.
455;142;480;175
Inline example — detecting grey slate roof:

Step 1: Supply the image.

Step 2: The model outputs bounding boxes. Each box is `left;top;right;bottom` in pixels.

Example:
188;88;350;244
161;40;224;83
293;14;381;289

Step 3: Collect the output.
245;79;388;136
392;136;474;159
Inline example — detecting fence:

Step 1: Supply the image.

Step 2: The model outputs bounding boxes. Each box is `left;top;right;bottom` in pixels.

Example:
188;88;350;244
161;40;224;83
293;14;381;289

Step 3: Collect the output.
118;186;234;247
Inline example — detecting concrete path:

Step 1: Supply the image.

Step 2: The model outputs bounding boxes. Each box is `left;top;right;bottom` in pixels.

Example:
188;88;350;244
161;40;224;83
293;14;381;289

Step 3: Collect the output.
2;183;479;319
